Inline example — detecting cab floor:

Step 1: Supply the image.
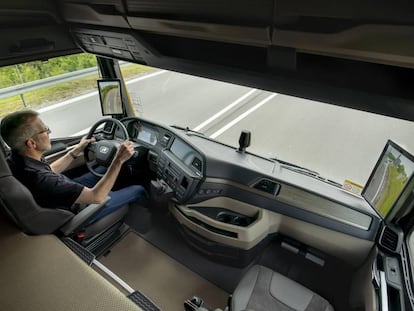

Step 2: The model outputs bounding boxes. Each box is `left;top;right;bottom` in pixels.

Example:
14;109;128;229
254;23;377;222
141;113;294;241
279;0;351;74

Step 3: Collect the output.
120;199;355;311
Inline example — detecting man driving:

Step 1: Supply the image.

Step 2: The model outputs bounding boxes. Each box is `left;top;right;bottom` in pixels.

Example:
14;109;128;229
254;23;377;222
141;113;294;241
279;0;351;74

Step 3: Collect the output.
0;110;147;222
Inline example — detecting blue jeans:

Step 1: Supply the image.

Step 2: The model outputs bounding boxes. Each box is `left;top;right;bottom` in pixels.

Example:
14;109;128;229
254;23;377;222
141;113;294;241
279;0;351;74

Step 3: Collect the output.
73;167;147;223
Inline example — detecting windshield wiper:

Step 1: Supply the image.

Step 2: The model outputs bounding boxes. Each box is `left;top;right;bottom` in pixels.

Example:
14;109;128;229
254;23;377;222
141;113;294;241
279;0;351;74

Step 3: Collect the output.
270;157;319;175
270;157;342;188
170;125;204;136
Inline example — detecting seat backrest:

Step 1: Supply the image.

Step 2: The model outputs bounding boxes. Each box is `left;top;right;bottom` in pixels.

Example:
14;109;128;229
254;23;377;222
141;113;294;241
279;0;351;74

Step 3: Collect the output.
0;149;74;234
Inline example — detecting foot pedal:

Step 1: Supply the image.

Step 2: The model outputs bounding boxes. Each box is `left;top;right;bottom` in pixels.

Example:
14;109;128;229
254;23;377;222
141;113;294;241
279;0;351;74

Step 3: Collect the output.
280;239;325;267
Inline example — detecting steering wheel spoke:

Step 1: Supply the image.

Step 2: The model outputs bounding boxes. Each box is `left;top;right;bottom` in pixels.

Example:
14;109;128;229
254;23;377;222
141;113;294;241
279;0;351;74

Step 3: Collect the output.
88;142;97;152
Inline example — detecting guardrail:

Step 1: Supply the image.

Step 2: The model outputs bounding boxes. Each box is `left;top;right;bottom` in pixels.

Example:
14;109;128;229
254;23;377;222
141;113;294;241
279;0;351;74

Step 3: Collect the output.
0;67;99;100
0;61;129;101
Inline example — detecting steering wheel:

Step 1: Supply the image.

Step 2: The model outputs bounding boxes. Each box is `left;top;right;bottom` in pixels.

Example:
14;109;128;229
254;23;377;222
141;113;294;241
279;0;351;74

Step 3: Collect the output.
84;118;130;177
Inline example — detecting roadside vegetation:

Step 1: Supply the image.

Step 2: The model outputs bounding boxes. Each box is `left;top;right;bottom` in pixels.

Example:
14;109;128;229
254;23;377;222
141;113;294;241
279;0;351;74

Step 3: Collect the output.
0;53;152;117
377;164;407;216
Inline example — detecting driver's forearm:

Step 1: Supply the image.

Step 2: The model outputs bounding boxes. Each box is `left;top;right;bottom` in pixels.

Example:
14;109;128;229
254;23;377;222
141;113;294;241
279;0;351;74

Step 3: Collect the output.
76;158;123;204
50;151;77;173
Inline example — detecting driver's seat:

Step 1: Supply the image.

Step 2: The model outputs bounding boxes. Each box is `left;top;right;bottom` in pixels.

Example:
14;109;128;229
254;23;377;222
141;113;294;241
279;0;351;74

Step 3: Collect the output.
0;147;128;251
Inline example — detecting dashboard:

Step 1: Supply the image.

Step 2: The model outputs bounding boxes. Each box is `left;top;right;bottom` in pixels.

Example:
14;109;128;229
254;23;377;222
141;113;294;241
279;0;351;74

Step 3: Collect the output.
115;117;381;264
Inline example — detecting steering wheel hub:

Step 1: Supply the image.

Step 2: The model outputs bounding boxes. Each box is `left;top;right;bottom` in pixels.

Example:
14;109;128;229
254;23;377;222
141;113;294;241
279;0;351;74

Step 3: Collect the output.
84;118;130;177
95;141;118;166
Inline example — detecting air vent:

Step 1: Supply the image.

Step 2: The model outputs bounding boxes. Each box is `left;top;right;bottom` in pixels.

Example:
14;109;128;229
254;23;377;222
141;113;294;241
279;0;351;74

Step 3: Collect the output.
191;157;202;171
378;225;402;254
252;178;280;196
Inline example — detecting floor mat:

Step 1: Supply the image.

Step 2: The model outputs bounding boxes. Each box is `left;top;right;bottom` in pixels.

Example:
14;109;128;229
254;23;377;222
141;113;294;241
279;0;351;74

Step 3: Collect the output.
100;232;229;311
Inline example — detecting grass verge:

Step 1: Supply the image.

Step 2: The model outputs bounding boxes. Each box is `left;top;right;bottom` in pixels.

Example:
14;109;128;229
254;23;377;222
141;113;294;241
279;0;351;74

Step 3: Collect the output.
0;64;153;117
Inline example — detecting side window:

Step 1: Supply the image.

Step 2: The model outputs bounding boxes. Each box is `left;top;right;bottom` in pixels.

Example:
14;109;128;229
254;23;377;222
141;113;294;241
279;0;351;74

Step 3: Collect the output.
1;53;99;138
0;56;154;139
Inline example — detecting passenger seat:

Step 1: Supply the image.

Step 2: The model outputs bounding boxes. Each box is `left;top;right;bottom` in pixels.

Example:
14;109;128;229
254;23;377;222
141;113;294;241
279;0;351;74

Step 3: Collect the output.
232;265;334;311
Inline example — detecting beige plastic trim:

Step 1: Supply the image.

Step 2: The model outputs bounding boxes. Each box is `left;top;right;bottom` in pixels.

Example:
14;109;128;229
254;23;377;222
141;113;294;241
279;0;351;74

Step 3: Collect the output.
172;197;373;265
205;177;372;230
172;198;268;250
349;247;378;310
170;197;374;266
270;212;373;266
278;184;372;230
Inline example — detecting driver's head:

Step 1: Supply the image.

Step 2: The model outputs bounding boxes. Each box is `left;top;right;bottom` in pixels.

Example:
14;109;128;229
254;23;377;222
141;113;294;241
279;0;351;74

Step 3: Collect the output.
1;110;51;154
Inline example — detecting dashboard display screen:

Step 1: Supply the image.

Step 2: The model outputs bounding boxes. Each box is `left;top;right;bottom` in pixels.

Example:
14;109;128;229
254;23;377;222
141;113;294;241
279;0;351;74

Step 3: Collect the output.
362;140;414;219
97;79;124;115
170;138;194;165
137;127;157;145
126;120;157;145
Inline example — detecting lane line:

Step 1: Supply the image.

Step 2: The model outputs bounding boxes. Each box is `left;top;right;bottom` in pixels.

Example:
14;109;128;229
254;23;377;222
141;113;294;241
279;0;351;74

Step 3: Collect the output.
37;70;167;113
125;70;167;85
210;93;278;139
193;88;256;132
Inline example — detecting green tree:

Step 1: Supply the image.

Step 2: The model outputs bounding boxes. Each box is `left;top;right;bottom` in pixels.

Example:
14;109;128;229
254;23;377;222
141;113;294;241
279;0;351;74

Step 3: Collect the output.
0;53;98;87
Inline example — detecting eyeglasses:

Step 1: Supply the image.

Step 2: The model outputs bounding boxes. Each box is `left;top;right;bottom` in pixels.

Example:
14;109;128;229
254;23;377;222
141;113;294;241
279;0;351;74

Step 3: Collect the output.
31;127;51;137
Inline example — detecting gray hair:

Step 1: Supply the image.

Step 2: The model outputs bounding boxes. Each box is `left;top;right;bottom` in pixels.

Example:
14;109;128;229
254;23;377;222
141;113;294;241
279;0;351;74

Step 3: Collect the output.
0;110;39;152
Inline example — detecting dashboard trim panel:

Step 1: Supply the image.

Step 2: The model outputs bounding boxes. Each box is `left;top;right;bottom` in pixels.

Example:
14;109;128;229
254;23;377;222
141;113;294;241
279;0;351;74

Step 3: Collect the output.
202;178;372;230
194;178;379;240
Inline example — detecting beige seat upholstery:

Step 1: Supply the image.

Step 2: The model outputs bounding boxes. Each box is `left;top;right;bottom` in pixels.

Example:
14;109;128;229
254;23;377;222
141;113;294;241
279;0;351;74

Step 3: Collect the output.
232;265;334;311
0;214;142;311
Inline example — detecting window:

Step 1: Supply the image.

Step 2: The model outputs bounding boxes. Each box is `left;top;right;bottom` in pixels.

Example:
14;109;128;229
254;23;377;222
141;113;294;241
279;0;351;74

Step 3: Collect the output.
0;53;100;138
2;55;413;187
120;63;414;186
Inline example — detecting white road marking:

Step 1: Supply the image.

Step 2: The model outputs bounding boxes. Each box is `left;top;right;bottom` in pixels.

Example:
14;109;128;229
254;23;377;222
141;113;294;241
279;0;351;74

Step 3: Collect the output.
72;128;91;137
37;70;167;113
210;93;278;139
125;70;167;85
37;90;99;113
193;89;257;132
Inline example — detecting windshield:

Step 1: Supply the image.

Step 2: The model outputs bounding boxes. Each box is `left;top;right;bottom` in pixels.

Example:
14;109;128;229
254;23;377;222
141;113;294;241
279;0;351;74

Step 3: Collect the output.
1;53;413;187
121;65;414;187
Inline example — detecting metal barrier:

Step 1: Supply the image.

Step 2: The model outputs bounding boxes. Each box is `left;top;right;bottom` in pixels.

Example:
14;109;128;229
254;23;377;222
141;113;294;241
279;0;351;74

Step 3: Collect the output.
0;67;99;100
0;61;130;101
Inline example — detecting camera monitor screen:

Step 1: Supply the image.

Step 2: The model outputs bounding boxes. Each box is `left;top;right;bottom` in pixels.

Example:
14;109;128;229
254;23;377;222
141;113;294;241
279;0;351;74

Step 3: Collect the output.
97;79;124;115
362;140;414;219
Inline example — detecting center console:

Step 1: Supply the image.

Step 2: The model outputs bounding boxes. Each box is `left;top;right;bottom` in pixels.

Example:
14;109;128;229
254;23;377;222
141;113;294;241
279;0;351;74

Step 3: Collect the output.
170;197;272;267
155;137;204;202
156;153;202;202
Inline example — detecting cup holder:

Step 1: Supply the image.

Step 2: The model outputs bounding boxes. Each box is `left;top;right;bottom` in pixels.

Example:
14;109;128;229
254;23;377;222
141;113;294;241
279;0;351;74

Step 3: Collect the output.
216;211;252;227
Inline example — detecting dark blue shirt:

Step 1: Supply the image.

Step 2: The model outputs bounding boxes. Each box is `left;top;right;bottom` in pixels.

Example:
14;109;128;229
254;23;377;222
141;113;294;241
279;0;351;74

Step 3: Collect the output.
11;152;84;211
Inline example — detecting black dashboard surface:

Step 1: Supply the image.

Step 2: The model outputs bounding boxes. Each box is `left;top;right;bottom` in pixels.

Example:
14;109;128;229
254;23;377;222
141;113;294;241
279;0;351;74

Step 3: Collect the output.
118;117;381;240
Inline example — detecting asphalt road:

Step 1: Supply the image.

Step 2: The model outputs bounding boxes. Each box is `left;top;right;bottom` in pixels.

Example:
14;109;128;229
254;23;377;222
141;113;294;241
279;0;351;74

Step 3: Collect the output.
39;69;414;185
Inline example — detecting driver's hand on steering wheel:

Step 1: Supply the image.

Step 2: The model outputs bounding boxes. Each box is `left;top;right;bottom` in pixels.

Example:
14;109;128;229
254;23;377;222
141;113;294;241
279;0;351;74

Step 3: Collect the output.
114;141;135;164
72;136;96;157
